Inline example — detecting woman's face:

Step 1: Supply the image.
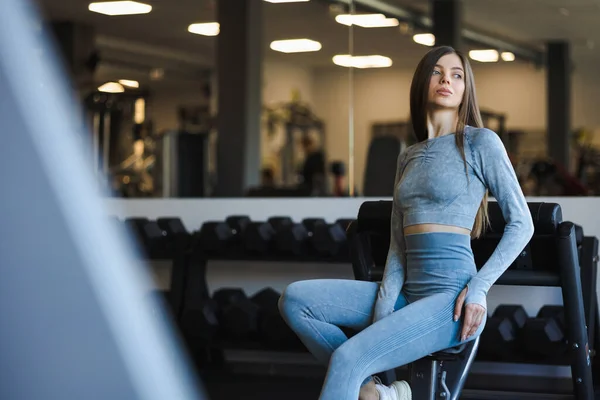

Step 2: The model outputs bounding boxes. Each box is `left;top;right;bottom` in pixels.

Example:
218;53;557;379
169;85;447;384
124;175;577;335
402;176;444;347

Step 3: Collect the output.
427;53;465;110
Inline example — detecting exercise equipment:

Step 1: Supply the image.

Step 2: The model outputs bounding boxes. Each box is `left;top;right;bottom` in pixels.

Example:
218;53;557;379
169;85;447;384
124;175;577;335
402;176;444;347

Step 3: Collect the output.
180;299;220;343
275;220;312;256
480;305;527;361
312;220;349;258
348;200;596;399
210;287;300;348
262;98;326;187
523;305;567;360
363;135;404;197
125;217;190;259
195;216;251;255
244;217;293;255
213;288;260;341
160;130;212;198
252;288;302;349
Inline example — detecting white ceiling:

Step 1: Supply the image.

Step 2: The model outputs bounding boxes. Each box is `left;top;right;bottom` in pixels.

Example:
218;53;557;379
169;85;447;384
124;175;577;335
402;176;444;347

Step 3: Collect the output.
34;0;600;87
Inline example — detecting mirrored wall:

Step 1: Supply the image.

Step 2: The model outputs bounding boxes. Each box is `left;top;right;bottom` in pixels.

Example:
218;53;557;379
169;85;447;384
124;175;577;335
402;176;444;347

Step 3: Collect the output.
36;0;600;197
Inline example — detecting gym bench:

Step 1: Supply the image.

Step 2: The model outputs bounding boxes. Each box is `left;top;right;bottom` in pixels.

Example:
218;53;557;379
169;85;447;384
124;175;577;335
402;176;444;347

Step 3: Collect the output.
347;201;596;400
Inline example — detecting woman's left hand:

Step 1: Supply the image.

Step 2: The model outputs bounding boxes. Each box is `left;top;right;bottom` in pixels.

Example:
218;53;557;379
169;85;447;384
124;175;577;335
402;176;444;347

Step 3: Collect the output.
454;287;486;341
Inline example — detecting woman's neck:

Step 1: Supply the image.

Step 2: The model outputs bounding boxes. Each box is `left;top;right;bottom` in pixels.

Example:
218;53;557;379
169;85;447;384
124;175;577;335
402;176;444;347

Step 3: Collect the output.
426;109;459;139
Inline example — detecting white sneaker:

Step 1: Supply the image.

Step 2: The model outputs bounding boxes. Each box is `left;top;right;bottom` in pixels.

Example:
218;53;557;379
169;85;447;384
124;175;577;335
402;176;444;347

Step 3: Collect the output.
373;377;412;400
390;381;412;400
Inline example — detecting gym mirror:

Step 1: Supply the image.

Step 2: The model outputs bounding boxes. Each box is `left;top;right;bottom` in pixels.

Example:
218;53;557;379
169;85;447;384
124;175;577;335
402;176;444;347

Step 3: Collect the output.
36;0;355;198
350;0;591;198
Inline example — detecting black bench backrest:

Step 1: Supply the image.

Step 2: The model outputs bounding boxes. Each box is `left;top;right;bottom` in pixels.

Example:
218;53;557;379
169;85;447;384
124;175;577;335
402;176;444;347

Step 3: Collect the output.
351;201;564;281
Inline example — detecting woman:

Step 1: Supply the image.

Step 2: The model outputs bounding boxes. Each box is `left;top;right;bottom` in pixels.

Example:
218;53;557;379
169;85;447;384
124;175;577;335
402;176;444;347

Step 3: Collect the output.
278;46;534;400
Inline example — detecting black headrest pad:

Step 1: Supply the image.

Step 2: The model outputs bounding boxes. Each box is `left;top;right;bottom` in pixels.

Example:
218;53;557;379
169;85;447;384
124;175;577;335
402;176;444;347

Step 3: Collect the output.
357;201;563;236
487;202;562;235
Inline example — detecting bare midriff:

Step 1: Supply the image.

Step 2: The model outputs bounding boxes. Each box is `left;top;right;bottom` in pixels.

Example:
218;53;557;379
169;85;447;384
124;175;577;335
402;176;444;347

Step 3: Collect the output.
404;223;471;236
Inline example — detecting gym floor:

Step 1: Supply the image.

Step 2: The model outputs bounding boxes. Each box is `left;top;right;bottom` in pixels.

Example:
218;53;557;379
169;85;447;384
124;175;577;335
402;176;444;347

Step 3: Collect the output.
202;373;323;399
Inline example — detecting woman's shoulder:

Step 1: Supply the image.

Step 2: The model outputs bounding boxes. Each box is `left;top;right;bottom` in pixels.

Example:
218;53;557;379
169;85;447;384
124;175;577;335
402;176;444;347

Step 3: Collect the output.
465;126;504;153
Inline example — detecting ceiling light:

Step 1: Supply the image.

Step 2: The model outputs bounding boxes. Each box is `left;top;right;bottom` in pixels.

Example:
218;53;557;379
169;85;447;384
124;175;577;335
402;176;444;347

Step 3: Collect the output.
559;8;570;16
469;49;499;62
501;52;515;62
270;39;322;53
88;1;152;16
188;22;220;36
118;79;139;88
332;54;393;69
413;33;435;47
335;13;399;28
98;82;125;93
264;0;310;2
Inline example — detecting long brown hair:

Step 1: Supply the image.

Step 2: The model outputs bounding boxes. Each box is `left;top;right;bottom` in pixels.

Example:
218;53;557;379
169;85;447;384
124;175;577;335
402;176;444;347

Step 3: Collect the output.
409;46;489;238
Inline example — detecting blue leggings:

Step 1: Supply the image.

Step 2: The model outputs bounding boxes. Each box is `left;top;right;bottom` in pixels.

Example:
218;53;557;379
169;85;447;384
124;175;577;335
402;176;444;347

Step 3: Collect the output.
278;232;487;400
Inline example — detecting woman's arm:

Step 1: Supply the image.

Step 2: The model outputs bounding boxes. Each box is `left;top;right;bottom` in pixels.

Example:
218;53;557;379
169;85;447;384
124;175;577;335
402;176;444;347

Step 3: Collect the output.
466;129;535;310
373;151;409;322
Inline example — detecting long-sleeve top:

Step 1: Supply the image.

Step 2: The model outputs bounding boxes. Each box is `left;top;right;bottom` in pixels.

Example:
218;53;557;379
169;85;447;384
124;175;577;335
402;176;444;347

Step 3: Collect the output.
373;126;534;322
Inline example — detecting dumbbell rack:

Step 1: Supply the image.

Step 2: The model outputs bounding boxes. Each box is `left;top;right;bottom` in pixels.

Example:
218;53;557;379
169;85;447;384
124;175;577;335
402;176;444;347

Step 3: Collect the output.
169;217;356;376
463;225;600;399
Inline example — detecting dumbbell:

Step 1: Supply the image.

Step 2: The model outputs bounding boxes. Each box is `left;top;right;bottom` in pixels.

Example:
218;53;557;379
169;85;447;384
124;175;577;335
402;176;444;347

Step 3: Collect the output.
480;304;527;361
125;218;168;258
157;217;191;253
244;217;294;255
523;305;567;360
196;216;251;255
251;287;303;350
275;218;325;256
180;298;220;344
214;288;260;341
312;219;351;258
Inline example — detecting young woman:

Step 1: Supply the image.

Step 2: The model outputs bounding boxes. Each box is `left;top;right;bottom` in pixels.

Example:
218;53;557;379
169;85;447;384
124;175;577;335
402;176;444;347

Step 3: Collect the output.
278;46;534;400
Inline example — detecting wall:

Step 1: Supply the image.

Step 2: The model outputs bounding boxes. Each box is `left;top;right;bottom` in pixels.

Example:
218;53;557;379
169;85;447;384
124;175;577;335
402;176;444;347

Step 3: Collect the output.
106;196;600;319
150;84;210;134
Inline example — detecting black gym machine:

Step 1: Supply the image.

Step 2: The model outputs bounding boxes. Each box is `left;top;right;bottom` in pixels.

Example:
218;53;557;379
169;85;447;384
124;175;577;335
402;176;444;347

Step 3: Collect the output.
348;200;599;399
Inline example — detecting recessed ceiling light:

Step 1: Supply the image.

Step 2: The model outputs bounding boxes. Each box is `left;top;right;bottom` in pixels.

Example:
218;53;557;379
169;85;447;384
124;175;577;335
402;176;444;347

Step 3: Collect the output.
98;82;125;93
469;49;499;63
118;79;139;88
501;52;515;62
413;33;435;47
332;54;393;69
264;0;310;3
270;39;322;53
88;1;152;16
335;13;399;28
188;22;220;36
559;7;570;16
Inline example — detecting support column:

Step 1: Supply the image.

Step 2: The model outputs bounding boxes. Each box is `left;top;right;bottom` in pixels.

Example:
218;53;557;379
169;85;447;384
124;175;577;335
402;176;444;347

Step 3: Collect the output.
546;41;571;168
50;21;98;95
431;0;463;50
214;0;263;197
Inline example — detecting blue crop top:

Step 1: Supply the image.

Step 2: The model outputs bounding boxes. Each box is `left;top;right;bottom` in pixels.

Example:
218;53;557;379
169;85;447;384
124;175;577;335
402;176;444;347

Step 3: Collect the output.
374;126;534;321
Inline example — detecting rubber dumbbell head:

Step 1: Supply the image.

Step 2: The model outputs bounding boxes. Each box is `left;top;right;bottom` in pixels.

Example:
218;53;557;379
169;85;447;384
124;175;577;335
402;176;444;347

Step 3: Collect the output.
313;222;347;257
479;305;527;360
251;288;300;349
276;223;309;256
244;222;277;255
